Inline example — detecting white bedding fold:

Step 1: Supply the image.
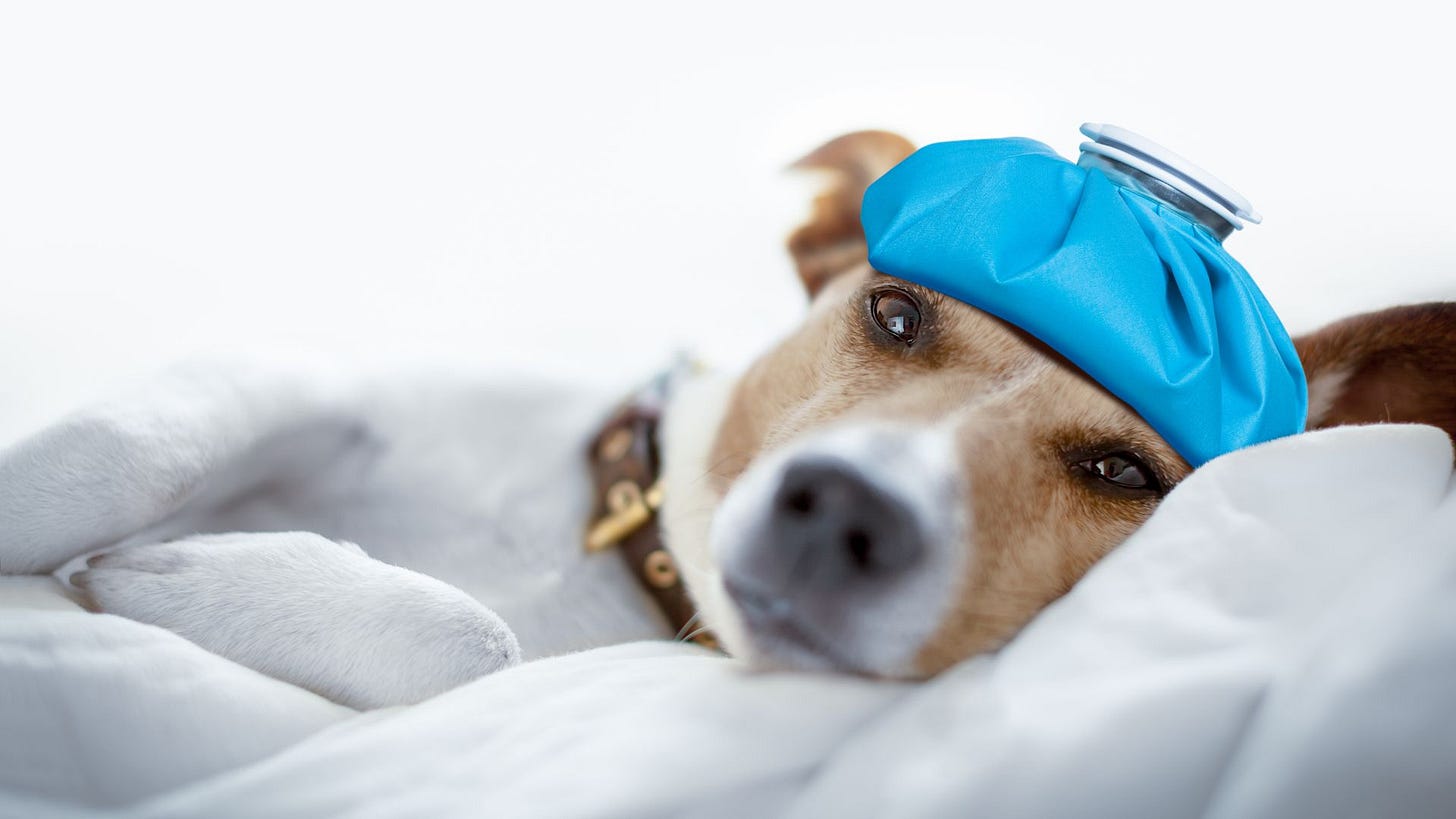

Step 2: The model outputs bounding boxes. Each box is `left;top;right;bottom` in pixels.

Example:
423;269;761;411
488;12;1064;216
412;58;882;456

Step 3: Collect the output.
0;611;352;814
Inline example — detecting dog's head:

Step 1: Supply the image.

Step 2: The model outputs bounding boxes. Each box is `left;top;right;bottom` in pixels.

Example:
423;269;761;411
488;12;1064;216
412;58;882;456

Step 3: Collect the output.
665;131;1456;678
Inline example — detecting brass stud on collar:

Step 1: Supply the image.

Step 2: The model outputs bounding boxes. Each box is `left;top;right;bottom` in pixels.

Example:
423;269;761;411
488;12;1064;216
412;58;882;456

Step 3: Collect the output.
643;549;679;589
599;426;634;462
606;479;642;513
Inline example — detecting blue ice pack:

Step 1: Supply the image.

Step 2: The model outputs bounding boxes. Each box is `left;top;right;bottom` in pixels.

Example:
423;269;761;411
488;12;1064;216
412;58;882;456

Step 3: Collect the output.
860;124;1306;467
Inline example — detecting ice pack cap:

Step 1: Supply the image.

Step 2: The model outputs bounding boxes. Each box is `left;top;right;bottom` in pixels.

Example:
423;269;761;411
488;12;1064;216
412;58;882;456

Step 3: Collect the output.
1078;123;1262;235
860;125;1307;467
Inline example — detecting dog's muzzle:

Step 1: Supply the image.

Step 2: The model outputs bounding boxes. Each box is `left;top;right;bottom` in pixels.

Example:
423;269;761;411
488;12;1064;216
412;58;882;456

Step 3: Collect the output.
712;425;965;675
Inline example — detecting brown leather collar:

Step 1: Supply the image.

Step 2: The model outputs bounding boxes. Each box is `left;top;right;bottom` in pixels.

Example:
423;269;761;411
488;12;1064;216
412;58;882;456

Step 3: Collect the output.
585;383;719;650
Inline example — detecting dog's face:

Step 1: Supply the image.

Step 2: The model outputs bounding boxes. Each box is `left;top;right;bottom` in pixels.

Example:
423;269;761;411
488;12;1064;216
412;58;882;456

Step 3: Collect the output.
665;131;1456;679
702;264;1190;676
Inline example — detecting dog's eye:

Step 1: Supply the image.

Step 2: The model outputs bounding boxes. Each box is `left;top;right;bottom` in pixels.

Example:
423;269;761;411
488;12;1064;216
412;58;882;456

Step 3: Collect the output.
1077;452;1161;493
871;289;922;344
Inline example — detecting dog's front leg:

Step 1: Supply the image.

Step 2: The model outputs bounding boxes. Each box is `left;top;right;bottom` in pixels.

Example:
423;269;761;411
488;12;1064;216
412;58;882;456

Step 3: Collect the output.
71;532;520;709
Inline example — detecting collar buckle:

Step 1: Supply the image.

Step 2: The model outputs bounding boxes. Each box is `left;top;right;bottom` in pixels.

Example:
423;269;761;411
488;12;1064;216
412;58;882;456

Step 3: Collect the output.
585;478;664;552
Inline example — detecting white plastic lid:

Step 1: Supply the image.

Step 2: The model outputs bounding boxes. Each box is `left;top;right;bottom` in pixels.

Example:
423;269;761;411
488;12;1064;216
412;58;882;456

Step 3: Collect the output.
1079;123;1262;230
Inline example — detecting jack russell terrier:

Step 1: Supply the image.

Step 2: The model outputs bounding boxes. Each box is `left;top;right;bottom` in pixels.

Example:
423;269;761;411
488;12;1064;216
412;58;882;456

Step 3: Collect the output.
63;131;1456;709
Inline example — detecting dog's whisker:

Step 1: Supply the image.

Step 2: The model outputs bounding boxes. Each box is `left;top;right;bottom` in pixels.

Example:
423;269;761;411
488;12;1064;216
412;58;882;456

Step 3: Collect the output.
674;612;703;641
693;450;755;486
679;625;714;644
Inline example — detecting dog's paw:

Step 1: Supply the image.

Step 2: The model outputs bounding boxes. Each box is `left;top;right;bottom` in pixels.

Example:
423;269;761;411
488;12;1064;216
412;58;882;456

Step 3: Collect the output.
70;532;362;625
72;532;521;709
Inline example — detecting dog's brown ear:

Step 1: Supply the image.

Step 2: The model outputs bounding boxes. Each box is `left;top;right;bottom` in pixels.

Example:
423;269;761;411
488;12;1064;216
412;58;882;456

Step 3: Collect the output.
787;130;915;298
1295;302;1456;443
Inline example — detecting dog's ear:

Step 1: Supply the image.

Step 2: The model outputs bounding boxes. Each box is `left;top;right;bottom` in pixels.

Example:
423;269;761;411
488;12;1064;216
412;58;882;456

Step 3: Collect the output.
1295;302;1456;444
787;130;915;298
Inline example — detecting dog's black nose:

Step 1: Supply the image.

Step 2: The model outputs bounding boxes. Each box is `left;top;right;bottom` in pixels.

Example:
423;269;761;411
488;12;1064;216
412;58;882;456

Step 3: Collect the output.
768;457;924;588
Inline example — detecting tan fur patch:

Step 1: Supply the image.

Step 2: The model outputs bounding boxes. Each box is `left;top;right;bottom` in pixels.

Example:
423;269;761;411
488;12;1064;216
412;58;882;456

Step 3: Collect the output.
1295;303;1456;446
787;131;914;297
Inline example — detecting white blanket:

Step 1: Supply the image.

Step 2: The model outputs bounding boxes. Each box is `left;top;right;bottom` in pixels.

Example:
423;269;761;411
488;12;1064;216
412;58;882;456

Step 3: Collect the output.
3;367;1455;818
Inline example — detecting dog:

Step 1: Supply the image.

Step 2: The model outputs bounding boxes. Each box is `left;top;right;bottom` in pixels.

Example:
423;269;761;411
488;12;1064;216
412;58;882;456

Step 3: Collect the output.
65;131;1456;709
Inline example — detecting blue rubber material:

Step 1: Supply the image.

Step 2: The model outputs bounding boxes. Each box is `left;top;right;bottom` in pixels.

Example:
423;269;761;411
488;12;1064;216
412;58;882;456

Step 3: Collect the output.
861;138;1306;466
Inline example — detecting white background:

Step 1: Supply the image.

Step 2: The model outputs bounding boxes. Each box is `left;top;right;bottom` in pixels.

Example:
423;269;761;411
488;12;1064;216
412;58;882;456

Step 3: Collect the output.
2;0;1452;446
